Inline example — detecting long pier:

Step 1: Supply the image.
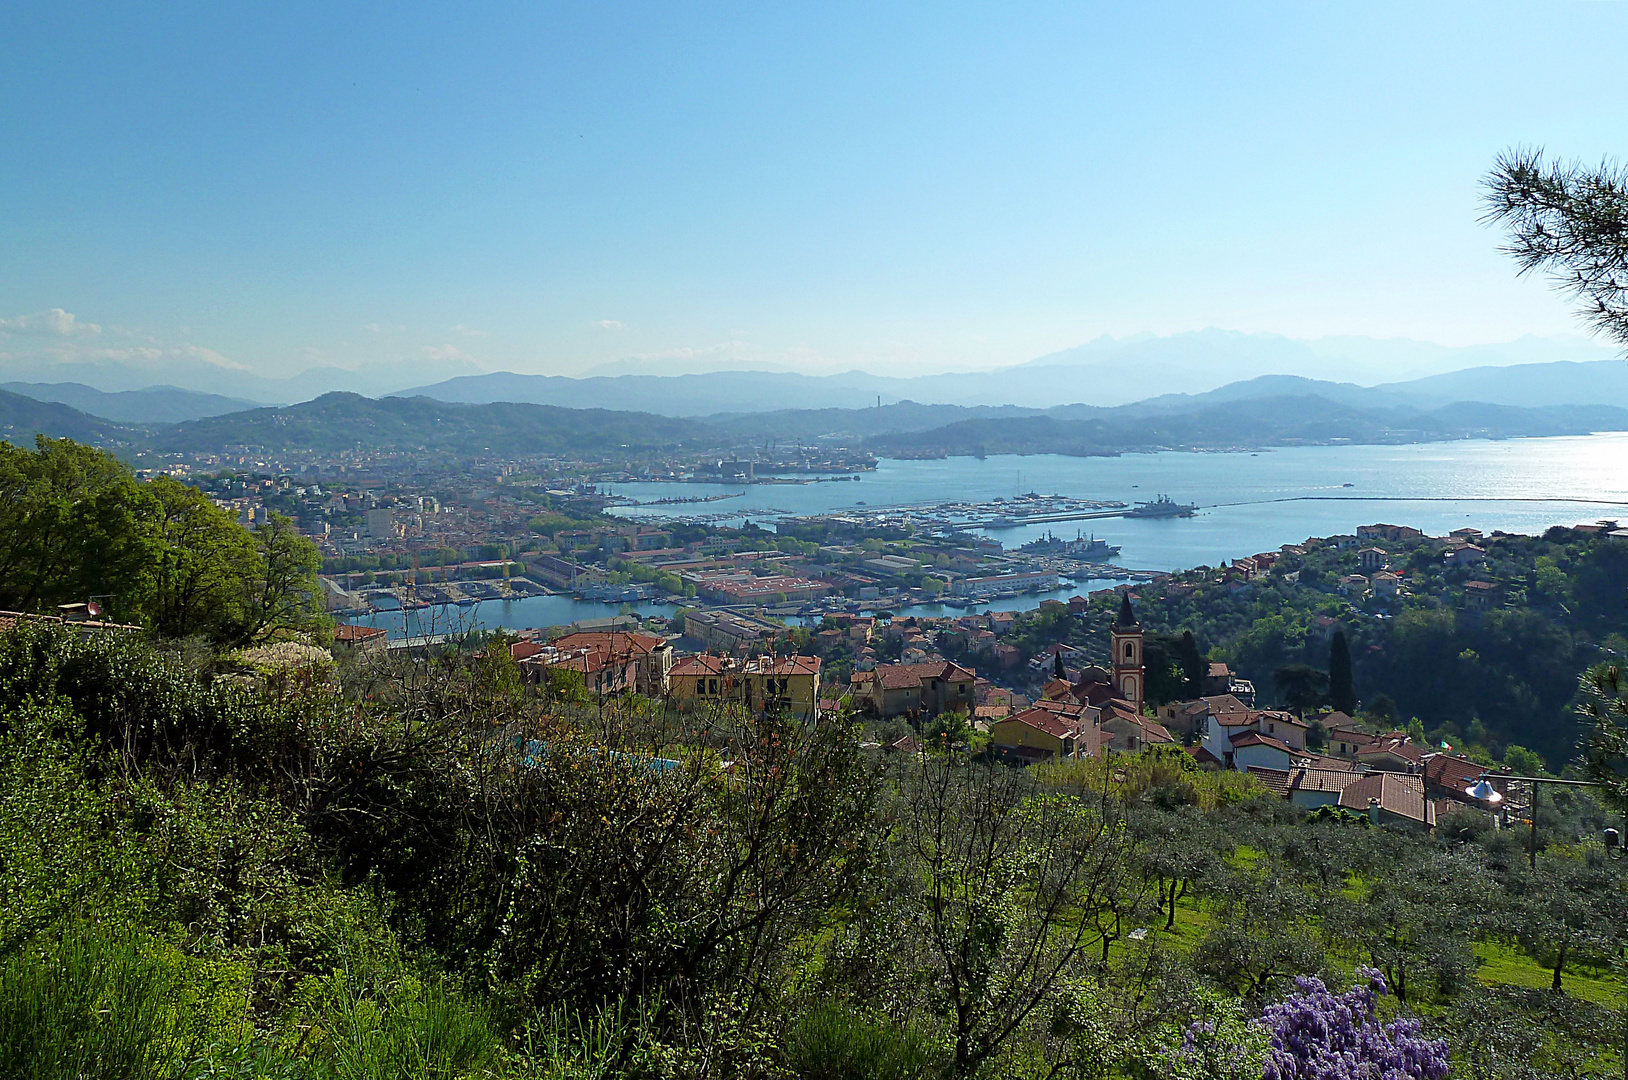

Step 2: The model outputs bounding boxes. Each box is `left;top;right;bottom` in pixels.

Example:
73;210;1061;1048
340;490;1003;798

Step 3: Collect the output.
971;507;1178;529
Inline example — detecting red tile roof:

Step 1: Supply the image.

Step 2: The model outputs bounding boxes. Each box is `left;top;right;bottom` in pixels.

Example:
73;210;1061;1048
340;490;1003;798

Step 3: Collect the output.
998;705;1093;740
1357;738;1426;766
551;631;664;656
1247;766;1292;797
671;654;730;677
671;654;819;677
1424;752;1485;791
1338;772;1433;825
859;661;975;690
1230;730;1295;753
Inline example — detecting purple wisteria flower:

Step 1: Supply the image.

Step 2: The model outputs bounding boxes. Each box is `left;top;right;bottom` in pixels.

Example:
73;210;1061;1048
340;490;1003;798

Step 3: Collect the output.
1258;968;1450;1080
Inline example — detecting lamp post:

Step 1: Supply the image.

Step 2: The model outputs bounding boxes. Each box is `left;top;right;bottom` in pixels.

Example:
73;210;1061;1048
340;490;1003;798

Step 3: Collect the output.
1466;772;1611;871
1465;771;1627;1080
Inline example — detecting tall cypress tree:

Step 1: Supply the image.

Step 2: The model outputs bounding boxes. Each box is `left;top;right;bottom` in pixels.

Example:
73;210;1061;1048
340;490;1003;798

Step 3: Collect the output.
1176;630;1205;698
1328;629;1356;715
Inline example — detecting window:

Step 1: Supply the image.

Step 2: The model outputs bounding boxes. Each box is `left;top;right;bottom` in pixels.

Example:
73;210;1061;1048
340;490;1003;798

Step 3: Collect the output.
707;678;718;695
1124;643;1134;659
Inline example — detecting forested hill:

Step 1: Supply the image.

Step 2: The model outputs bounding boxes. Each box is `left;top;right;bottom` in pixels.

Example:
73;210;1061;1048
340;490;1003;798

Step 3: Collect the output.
149;392;714;455
865;395;1628;456
7;382;1628;459
0;387;144;446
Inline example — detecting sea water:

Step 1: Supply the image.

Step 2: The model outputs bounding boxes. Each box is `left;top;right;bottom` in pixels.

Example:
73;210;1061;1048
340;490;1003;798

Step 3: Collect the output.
355;433;1628;635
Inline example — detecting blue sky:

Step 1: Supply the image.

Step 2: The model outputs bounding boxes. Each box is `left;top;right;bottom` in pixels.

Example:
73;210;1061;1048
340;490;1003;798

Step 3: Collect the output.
4;1;1627;380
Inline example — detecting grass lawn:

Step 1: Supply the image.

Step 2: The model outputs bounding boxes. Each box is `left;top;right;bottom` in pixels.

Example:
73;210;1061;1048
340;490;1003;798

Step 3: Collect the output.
1475;940;1625;1007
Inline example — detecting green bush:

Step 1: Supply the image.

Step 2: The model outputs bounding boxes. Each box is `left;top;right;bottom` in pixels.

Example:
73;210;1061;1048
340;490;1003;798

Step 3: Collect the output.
0;928;249;1080
782;1003;939;1080
306;972;499;1080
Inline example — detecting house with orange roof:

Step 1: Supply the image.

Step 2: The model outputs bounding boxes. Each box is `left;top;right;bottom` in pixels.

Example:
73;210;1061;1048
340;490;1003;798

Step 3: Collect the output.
1099;704;1174;754
333;623;388;656
1338;771;1434;830
990;701;1100;764
850;660;976;718
518;630;673;696
1355;737;1426;772
668;653;822;721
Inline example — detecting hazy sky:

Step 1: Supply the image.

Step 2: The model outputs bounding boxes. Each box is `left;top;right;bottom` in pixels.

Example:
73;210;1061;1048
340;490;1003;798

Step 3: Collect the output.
4;2;1627;380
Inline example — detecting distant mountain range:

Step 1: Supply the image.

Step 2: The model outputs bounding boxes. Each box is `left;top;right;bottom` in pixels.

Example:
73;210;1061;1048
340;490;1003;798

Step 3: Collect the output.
0;356;478;406
384;333;1626;416
4;368;1627;463
2;329;1620;415
1;382;264;424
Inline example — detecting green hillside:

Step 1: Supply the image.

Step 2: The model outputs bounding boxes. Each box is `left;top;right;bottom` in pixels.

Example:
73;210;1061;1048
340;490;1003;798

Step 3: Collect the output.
151;392;713;455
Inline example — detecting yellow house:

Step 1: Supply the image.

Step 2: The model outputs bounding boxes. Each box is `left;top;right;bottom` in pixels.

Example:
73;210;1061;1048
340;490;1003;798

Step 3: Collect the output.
668;653;822;721
989;701;1101;764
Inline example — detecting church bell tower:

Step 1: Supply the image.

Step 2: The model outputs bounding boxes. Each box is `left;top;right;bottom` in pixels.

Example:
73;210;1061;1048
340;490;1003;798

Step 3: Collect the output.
1111;593;1144;712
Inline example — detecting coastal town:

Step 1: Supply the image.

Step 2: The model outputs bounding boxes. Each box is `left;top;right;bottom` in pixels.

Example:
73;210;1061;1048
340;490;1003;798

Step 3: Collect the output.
302;495;1625;840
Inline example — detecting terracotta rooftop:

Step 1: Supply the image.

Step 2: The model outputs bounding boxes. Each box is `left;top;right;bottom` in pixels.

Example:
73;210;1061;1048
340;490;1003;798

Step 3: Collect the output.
1338;771;1433;826
857;661;975;690
551;630;664;656
998;705;1093;740
1230;730;1296;753
672;653;819;677
1357;738;1427;766
1247;766;1292;797
1424;752;1486;792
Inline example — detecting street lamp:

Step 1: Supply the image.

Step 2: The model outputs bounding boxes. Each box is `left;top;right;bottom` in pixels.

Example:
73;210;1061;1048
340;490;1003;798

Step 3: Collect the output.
1465;770;1627;1080
1465;771;1611;871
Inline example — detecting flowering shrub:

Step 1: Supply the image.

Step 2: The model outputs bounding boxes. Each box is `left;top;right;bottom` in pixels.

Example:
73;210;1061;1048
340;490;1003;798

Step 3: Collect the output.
1258;968;1449;1080
234;642;334;672
1163;992;1269;1080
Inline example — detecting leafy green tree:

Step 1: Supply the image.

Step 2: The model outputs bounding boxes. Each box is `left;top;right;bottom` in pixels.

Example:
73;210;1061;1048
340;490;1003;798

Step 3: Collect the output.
923;709;971;750
1143;633;1190;707
1344;845;1481;1003
1533;555;1571;607
1328;629;1356;715
0;441;325;645
1272;663;1328;719
145;476;258;640
888;759;1143;1078
1504;854;1626;992
1132;806;1220;931
1582;663;1628;808
238;513;325;645
0;437;155;619
1362;693;1399;727
1503;744;1547;777
1191;863;1324;998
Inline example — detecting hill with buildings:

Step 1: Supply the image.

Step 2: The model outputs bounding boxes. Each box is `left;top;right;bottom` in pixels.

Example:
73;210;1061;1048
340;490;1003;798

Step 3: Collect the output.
0;386;144;445
149;393;713;456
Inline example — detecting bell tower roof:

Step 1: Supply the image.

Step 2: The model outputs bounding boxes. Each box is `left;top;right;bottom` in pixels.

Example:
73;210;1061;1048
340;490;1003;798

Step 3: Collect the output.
1116;593;1139;629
